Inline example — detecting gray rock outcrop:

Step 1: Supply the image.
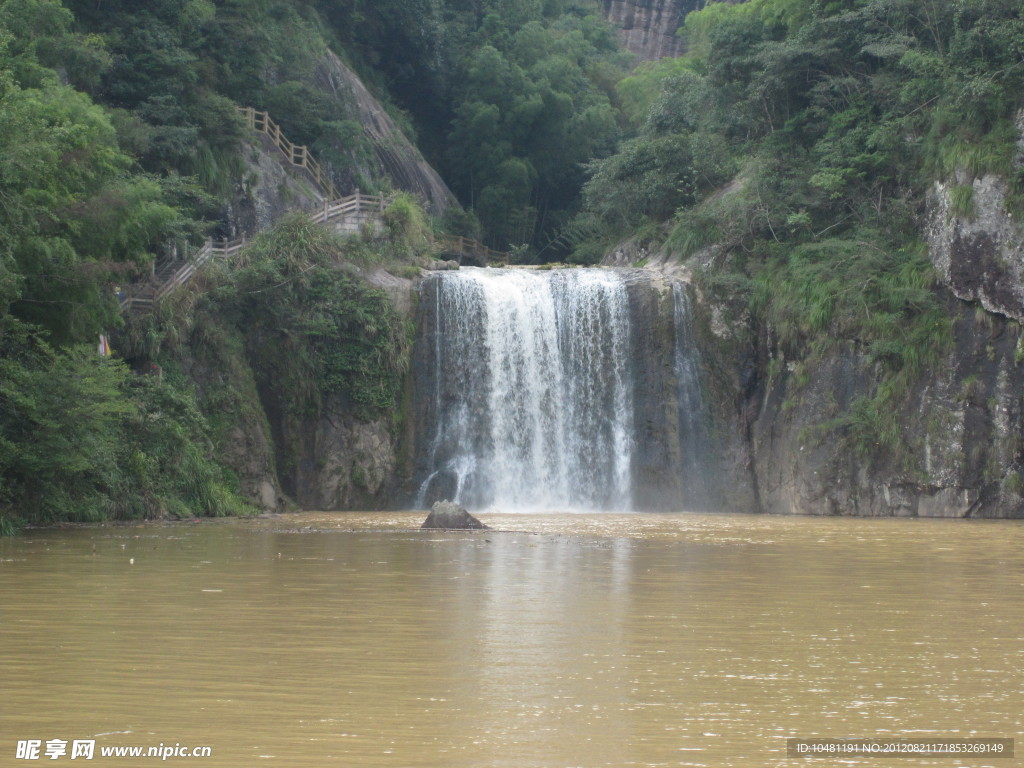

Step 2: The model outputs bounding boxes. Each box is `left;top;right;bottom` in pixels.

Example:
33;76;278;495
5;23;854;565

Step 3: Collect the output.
176;340;288;513
223;133;325;241
314;51;459;215
739;302;1024;518
604;0;692;60
926;172;1024;323
603;0;745;61
421;501;489;530
263;392;401;512
596;197;1024;518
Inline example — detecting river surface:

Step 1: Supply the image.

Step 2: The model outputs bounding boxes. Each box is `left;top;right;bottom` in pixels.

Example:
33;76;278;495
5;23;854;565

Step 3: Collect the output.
2;512;1021;767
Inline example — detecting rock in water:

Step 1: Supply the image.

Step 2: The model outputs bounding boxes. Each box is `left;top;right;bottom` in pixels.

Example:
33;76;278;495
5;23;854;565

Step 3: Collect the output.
421;500;489;530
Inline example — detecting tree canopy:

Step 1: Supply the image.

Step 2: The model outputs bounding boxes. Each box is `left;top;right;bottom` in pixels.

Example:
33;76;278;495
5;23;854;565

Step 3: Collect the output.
575;0;1023;457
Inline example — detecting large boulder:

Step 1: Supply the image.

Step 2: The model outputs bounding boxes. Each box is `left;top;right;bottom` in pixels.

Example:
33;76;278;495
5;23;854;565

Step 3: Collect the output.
421;500;489;530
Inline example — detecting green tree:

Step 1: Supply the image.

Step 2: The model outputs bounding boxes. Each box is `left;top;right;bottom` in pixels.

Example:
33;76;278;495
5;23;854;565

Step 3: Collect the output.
0;26;182;344
219;214;410;421
0;322;131;520
444;10;625;249
0;318;246;524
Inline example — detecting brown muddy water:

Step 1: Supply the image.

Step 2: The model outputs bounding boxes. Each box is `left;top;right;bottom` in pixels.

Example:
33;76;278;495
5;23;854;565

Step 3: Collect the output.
1;511;1022;767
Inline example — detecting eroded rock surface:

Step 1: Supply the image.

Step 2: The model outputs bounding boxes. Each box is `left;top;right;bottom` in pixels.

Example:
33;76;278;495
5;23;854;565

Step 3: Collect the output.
421;501;489;530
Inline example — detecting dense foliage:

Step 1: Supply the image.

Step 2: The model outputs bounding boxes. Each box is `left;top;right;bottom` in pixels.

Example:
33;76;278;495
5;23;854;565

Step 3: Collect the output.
0;0;247;529
585;0;1024;249
0;317;247;526
329;0;629;251
53;0;627;249
216;214;410;423
0;1;189;344
0;0;421;529
577;0;1024;455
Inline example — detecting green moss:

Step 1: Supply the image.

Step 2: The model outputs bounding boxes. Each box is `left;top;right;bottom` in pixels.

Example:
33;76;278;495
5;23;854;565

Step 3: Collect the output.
959;374;983;403
926;119;1018;182
1005;472;1024;497
747;237;952;462
949;184;976;220
388;264;423;280
223;214;411;422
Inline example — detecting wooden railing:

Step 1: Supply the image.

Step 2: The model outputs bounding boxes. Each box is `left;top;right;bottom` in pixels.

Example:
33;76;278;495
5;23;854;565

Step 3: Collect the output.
153;239;246;301
119;109;510;313
434;234;509;264
120;238;246;311
240;107;339;200
310;192;386;225
121;192;389;312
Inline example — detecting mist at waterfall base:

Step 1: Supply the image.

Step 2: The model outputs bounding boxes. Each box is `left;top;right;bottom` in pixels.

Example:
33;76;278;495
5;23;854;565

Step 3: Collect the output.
412;267;717;514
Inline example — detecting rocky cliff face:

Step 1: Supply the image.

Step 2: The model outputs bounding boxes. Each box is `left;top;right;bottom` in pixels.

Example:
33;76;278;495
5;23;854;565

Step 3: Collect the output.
266;270;417;511
315;51;459;215
679;166;1024;518
926;171;1024;323
221;134;326;241
920;111;1024;325
604;0;694;60
603;0;748;60
601;178;1024;518
227;229;1023;518
267;397;401;511
737;304;1024;518
674;279;1024;519
223;48;459;242
170;324;289;513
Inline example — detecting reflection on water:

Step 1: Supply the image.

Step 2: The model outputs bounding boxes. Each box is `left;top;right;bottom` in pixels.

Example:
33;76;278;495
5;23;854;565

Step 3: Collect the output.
1;512;1022;767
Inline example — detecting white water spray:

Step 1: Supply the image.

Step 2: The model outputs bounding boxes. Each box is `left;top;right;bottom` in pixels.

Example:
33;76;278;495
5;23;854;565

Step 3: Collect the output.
416;268;634;511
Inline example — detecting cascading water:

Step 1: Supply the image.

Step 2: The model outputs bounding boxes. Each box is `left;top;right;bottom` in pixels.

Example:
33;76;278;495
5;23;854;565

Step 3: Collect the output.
414;268;634;511
412;267;721;512
672;283;715;510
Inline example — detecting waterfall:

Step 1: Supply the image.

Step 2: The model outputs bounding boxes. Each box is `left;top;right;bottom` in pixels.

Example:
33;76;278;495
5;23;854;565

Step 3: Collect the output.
672;283;714;510
412;268;721;512
415;268;634;511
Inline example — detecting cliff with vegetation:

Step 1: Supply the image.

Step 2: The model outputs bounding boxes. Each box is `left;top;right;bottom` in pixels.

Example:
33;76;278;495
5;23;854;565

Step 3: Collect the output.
604;0;747;60
2;0;1024;529
604;0;692;59
588;0;1024;517
0;0;629;530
